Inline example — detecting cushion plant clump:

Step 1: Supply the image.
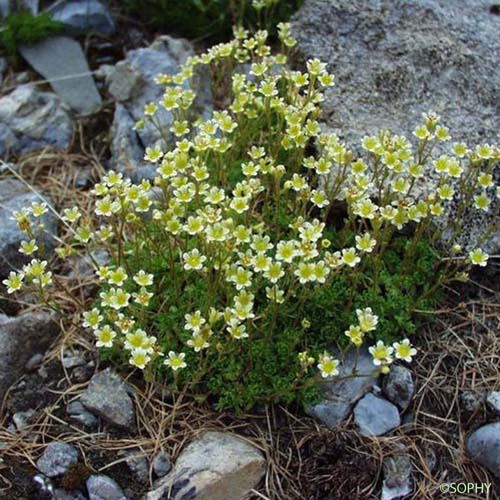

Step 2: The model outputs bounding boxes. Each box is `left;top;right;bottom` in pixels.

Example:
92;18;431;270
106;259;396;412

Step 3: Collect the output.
3;24;498;412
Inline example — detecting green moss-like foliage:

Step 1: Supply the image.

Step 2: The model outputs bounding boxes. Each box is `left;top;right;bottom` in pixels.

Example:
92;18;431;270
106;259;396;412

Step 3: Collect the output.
0;13;64;56
101;234;441;413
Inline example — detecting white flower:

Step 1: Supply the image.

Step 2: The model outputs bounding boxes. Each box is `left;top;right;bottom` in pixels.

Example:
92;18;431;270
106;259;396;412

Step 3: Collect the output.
393;339;417;362
163;351;187;371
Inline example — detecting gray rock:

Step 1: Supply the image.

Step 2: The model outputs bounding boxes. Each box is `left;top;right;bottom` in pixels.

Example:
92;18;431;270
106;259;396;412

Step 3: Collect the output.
36;442;79;478
354;393;401;436
33;474;55;498
71;363;94;383
108;62;143;102
62;350;86;369
2;0;39;15
460;391;485;413
66;401;98;428
55;489;86;500
12;409;35;430
0;312;59;400
25;353;43;371
466;422;500;479
0;179;58;280
66;249;109;280
292;0;500;253
307;347;378;428
124;450;149;483
382;451;413;500
486;392;500;415
0;85;73;156
0;56;6;85
383;365;415;412
109;36;212;182
20;36;102;115
20;0;38;14
15;71;30;84
146;431;266;500
86;474;127;500
292;0;500;145
80;368;134;428
152;450;172;478
50;0;115;36
0;0;10;17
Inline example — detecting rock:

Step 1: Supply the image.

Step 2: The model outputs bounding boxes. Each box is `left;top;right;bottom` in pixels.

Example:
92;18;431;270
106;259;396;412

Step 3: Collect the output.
62;351;86;369
124;450;149;483
0;0;10;17
15;71;31;84
0;85;73;156
110;103;153;182
25;353;43;371
0;56;6;85
2;0;39;15
152;450;172;478
108;63;143;102
33;474;55;499
0;179;58;280
71;363;94;383
66;401;98;428
292;0;500;145
108;36;212;182
50;0;115;36
383;365;415;412
466;422;500;478
292;0;500;253
307;347;378;428
12;409;35;430
80;368;134;428
65;249;109;281
20;36;102;115
87;474;127;500
0;312;59;400
54;489;86;500
460;391;485;413
146;431;266;500
486;392;500;414
20;0;38;14
382;451;413;500
354;393;401;437
36;442;79;478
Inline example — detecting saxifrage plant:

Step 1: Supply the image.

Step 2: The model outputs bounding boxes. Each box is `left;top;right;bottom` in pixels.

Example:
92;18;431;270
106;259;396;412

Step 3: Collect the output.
3;24;498;412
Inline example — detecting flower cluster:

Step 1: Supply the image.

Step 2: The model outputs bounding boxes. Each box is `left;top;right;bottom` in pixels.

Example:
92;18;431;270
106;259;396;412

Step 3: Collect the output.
3;26;498;409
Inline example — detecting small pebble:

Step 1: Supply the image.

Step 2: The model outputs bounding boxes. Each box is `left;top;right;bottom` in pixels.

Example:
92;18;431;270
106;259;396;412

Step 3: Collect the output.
152;450;172;477
36;442;79;478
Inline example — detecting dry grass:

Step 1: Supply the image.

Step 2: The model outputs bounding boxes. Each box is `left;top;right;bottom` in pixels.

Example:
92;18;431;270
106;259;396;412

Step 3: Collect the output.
0;286;498;499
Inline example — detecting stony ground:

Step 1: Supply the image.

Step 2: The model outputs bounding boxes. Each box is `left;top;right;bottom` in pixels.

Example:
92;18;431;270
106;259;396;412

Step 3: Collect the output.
0;1;499;499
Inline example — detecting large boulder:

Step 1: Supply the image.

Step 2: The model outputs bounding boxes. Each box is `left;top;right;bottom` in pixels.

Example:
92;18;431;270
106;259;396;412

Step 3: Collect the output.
0;85;73;157
0;312;59;400
292;0;500;252
146;431;266;500
0;179;58;280
292;0;500;145
107;36;212;182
